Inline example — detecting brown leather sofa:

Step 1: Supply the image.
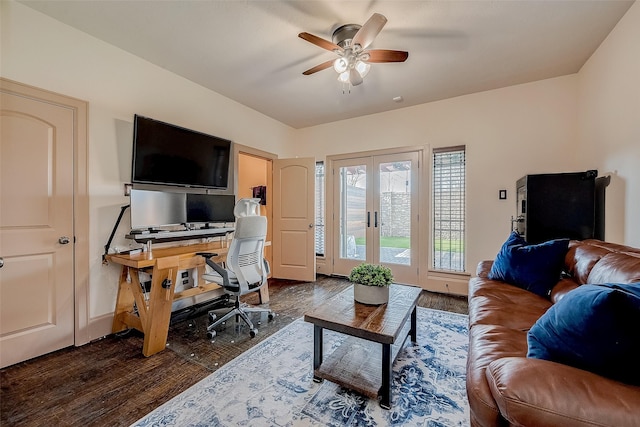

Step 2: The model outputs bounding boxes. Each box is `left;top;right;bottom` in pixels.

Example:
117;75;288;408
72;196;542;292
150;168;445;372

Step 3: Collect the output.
467;239;640;427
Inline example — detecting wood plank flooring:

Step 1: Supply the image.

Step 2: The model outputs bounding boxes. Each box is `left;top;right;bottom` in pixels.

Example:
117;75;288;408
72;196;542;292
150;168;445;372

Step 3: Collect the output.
0;276;468;426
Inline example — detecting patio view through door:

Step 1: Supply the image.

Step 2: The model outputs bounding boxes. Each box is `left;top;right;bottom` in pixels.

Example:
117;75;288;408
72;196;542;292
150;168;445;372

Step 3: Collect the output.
332;151;419;285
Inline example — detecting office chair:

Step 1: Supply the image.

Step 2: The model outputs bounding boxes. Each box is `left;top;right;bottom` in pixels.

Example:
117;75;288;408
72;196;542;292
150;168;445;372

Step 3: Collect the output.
198;203;273;339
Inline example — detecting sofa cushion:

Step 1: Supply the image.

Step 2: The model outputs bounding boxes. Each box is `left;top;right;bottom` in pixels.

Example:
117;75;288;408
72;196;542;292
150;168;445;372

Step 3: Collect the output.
468;278;551;330
487;357;640;427
467;325;528;427
564;242;611;284
488;232;569;297
586;252;640;284
527;283;640;385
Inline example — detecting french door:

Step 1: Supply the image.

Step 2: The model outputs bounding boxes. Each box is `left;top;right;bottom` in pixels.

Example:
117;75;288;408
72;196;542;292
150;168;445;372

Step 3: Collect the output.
332;151;420;285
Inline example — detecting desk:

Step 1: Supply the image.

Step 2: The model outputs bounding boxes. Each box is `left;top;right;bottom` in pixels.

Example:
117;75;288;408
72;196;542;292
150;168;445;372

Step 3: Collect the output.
107;242;269;357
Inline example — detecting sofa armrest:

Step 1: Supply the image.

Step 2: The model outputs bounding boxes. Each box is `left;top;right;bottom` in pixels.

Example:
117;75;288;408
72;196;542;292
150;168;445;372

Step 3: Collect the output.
486;357;640;427
476;260;493;278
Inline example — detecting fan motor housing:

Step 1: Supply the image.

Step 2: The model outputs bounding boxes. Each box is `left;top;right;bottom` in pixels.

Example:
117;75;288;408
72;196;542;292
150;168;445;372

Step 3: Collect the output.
332;24;361;48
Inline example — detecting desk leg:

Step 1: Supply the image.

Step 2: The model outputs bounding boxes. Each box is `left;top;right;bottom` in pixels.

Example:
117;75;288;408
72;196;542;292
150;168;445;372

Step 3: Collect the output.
313;325;323;383
258;283;270;304
112;267;135;333
380;343;392;409
142;258;179;357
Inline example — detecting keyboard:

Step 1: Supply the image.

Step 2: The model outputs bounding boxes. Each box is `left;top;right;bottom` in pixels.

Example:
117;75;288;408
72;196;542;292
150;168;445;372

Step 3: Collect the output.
126;227;234;242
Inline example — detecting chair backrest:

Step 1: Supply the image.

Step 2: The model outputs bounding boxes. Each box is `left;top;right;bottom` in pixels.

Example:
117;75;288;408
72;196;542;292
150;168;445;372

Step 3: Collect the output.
225;215;268;292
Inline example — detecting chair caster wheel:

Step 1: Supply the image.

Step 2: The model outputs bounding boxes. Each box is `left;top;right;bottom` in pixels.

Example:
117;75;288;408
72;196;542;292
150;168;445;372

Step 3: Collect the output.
250;329;257;338
207;330;216;340
268;312;274;321
208;312;217;323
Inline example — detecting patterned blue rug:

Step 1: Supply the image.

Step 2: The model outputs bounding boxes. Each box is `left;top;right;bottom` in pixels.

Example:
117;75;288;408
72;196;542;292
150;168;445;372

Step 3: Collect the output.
132;308;469;426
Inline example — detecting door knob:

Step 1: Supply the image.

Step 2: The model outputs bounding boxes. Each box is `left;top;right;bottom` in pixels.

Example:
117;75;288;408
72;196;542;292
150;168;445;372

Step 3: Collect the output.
0;257;3;269
59;236;71;245
309;223;314;228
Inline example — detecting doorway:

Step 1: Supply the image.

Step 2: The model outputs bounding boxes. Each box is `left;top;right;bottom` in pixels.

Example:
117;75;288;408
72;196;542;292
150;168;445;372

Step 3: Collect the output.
331;150;421;285
235;147;316;282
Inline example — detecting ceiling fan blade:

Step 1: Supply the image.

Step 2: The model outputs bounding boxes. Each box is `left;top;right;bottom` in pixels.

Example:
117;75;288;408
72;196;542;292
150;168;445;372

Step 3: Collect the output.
365;49;409;63
352;13;387;50
298;32;344;53
302;59;335;75
349;68;363;86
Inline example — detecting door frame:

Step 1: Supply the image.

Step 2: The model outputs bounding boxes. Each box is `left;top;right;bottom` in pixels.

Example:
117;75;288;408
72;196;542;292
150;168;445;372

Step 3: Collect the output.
1;78;90;346
325;146;428;286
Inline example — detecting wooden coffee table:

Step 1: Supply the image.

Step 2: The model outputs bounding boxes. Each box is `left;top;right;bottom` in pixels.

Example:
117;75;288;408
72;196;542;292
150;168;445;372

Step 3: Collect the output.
304;284;422;409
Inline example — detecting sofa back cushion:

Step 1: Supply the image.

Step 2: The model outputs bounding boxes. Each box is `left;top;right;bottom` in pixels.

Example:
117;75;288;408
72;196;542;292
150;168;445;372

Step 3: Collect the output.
564;242;611;284
587;252;640;284
564;240;640;285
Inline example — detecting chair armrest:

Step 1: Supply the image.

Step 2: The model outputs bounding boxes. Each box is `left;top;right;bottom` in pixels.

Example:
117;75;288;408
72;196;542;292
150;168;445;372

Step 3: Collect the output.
200;255;230;287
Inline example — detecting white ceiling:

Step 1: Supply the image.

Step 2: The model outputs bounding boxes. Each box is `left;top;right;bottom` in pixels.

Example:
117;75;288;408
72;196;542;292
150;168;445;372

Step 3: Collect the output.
20;0;634;129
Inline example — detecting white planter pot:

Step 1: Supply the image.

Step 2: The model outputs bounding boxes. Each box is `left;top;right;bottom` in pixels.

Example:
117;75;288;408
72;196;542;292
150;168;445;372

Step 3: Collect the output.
353;283;390;305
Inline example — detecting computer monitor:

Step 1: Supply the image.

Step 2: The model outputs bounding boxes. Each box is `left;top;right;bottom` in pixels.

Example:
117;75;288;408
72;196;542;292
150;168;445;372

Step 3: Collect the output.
186;194;236;224
130;189;186;229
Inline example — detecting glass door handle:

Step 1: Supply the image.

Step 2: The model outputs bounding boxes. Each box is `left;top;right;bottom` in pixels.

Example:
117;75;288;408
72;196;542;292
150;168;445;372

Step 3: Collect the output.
375;212;378;228
367;212;371;227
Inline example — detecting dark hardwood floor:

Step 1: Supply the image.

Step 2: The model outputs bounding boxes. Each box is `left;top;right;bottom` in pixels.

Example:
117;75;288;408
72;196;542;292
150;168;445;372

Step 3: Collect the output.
0;276;468;426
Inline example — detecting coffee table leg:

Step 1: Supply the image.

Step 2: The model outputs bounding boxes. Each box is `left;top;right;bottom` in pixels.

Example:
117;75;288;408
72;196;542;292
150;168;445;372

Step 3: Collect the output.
411;305;417;343
313;325;323;383
380;343;392;409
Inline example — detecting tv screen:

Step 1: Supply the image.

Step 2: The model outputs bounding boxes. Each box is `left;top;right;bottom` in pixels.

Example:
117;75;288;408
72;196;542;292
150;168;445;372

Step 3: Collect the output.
187;194;236;224
132;115;232;189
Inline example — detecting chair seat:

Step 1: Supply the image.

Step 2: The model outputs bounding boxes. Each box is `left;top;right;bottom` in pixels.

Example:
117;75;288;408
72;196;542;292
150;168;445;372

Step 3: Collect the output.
202;272;240;292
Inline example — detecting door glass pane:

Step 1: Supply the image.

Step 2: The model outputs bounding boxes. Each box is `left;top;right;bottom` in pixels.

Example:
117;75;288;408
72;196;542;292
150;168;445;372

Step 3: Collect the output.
378;160;411;265
339;165;366;260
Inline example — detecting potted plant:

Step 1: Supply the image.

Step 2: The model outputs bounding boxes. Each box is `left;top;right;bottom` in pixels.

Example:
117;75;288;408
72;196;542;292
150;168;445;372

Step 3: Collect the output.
349;263;393;305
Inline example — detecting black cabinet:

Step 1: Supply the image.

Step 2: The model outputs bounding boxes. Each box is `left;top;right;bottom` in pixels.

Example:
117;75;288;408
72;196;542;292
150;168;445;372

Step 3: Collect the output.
515;170;607;244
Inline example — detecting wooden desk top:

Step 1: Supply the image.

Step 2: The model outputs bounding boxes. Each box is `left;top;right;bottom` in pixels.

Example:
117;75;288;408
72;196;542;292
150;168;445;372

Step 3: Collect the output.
304;284;422;345
107;242;228;269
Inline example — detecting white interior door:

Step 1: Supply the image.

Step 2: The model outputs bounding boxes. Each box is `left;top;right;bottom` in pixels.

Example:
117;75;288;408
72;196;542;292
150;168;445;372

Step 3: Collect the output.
333;151;420;285
272;157;316;281
0;87;76;368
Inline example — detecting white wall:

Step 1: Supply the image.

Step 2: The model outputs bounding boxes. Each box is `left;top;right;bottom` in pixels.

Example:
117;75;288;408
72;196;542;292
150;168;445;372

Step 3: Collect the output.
1;1;294;332
294;75;580;272
577;1;640;247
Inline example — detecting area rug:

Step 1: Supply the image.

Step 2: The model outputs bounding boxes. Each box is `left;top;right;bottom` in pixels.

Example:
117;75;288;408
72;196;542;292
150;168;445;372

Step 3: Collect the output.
132;307;469;427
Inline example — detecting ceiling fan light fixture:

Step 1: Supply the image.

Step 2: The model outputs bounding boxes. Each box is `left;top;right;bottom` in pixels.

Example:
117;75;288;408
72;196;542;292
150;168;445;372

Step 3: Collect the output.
333;57;348;73
338;71;350;83
355;60;371;78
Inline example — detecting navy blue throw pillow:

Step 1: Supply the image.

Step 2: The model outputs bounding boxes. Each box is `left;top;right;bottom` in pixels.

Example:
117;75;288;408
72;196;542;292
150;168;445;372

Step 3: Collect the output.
527;283;640;385
488;232;569;297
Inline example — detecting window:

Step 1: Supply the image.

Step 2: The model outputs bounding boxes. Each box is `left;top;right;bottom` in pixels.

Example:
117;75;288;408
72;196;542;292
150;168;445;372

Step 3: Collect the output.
432;146;465;272
315;161;325;256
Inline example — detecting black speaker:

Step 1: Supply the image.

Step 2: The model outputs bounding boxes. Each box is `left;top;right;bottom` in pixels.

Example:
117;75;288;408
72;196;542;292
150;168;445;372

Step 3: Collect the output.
516;170;602;244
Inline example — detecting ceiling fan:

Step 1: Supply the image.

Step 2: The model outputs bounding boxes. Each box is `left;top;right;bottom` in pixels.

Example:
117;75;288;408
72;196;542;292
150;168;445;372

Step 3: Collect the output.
298;13;409;86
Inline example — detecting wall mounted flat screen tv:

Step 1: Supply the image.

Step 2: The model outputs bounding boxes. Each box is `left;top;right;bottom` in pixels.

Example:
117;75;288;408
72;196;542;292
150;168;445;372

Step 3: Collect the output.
132;115;232;189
